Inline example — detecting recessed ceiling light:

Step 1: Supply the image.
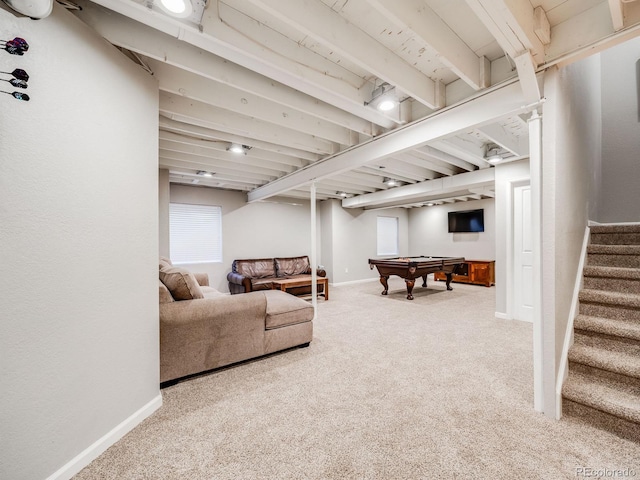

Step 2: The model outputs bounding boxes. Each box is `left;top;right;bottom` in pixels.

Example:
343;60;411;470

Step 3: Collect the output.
157;0;192;17
377;99;396;111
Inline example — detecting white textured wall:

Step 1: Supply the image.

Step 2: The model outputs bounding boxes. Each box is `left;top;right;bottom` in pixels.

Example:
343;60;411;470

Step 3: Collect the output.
408;199;495;261
328;203;409;284
168;186;321;291
541;55;601;417
494;159;531;317
0;7;159;479
600;36;640;222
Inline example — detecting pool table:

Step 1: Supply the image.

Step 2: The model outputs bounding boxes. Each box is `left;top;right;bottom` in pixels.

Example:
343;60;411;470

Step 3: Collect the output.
368;256;465;300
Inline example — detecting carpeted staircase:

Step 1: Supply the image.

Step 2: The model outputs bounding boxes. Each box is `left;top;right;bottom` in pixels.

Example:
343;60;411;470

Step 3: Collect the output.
562;224;640;441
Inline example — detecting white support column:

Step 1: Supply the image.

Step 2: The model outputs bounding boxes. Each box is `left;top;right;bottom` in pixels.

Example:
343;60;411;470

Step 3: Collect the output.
310;182;318;318
529;110;544;413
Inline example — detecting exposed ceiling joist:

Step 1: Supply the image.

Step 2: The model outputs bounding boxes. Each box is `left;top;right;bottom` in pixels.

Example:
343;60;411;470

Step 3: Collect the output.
367;0;486;90
159;91;338;154
341;168;495;209
244;0;440;109
248;79;531;202
158;117;321;162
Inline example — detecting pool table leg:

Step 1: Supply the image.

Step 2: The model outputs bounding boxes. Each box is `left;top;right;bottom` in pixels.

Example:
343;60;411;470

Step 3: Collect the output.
405;278;415;300
445;273;454;291
421;274;428;288
379;275;389;295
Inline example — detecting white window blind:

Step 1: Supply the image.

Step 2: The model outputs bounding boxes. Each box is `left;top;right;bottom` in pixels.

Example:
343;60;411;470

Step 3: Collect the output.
377;216;399;256
169;203;222;264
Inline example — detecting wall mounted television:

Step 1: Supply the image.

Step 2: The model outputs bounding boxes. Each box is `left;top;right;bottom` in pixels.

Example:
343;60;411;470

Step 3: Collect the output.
448;209;484;233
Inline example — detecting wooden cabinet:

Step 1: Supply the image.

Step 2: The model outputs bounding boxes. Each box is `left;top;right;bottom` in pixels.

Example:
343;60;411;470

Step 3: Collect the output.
434;260;495;287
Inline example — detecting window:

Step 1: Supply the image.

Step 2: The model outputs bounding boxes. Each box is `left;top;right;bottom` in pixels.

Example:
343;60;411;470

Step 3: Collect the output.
169;203;222;264
377;216;399;256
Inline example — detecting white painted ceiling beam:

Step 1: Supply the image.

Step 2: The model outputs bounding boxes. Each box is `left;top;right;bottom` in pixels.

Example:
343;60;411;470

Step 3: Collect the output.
159;151;281;179
158;117;319;163
247;79;530;202
374;158;439;182
430;139;489;169
547;2;640;65
476;123;528;156
76;1;379;136
342;168;495;209
359;165;420;185
159;92;337;154
244;0;440;109
367;0;484;90
167;170;259;189
77;0;399;129
608;0;625;31
393;152;457;177
412;146;477;172
159;140;297;175
465;0;545;64
159;131;307;169
162;161;270;184
149;59;356;146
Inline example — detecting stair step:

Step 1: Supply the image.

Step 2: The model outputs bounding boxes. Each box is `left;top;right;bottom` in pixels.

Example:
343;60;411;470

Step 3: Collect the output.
587;244;640;268
562;370;640;424
568;339;640;380
579;289;640;321
562;399;640;442
575;314;640;342
583;266;640;294
590;224;640;246
590;224;640;235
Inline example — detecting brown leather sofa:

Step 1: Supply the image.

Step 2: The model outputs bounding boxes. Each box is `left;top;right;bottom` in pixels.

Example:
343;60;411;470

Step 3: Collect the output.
159;257;314;384
227;255;326;296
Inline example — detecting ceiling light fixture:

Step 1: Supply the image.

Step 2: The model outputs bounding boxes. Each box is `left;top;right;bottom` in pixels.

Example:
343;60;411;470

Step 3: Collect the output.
196;170;213;177
366;82;398;112
336;191;348;198
157;0;192;17
227;143;251;155
383;177;398;187
484;144;504;165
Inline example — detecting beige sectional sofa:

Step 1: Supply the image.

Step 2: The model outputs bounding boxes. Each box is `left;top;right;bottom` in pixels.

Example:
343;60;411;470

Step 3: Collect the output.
159;258;314;384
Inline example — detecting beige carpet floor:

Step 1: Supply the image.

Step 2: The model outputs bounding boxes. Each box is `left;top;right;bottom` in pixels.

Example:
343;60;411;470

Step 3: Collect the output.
75;278;640;479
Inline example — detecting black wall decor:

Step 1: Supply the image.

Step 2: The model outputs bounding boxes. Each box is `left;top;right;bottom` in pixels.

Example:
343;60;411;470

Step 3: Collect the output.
1;36;30;101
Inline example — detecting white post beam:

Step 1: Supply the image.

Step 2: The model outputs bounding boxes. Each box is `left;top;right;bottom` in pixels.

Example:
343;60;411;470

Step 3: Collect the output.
529;109;544;414
310;182;318;318
608;0;625;31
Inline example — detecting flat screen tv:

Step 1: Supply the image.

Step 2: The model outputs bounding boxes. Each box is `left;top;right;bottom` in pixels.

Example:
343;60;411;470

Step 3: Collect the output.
448;209;484;233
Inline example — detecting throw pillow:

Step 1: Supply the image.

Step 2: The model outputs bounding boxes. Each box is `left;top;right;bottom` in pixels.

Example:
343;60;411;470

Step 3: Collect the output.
159;266;204;301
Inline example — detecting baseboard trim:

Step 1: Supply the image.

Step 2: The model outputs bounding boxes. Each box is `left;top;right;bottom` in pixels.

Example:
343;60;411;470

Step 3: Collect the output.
331;277;378;286
46;393;162;480
494;312;509;320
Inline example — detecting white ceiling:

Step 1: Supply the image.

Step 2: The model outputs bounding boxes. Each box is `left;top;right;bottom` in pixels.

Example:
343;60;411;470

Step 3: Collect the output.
71;0;640;209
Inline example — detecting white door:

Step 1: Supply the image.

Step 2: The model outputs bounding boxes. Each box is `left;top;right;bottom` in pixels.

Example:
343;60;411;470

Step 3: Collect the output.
514;184;533;322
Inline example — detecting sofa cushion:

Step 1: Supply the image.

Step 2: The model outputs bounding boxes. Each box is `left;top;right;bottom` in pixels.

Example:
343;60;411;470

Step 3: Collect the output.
201;286;226;299
159;266;204;301
275;256;310;277
251;277;274;291
264;290;314;329
235;258;276;279
159;280;174;304
159;256;172;270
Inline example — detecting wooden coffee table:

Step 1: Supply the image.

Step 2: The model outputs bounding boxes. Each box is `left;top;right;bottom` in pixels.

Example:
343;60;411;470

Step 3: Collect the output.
272;277;329;300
